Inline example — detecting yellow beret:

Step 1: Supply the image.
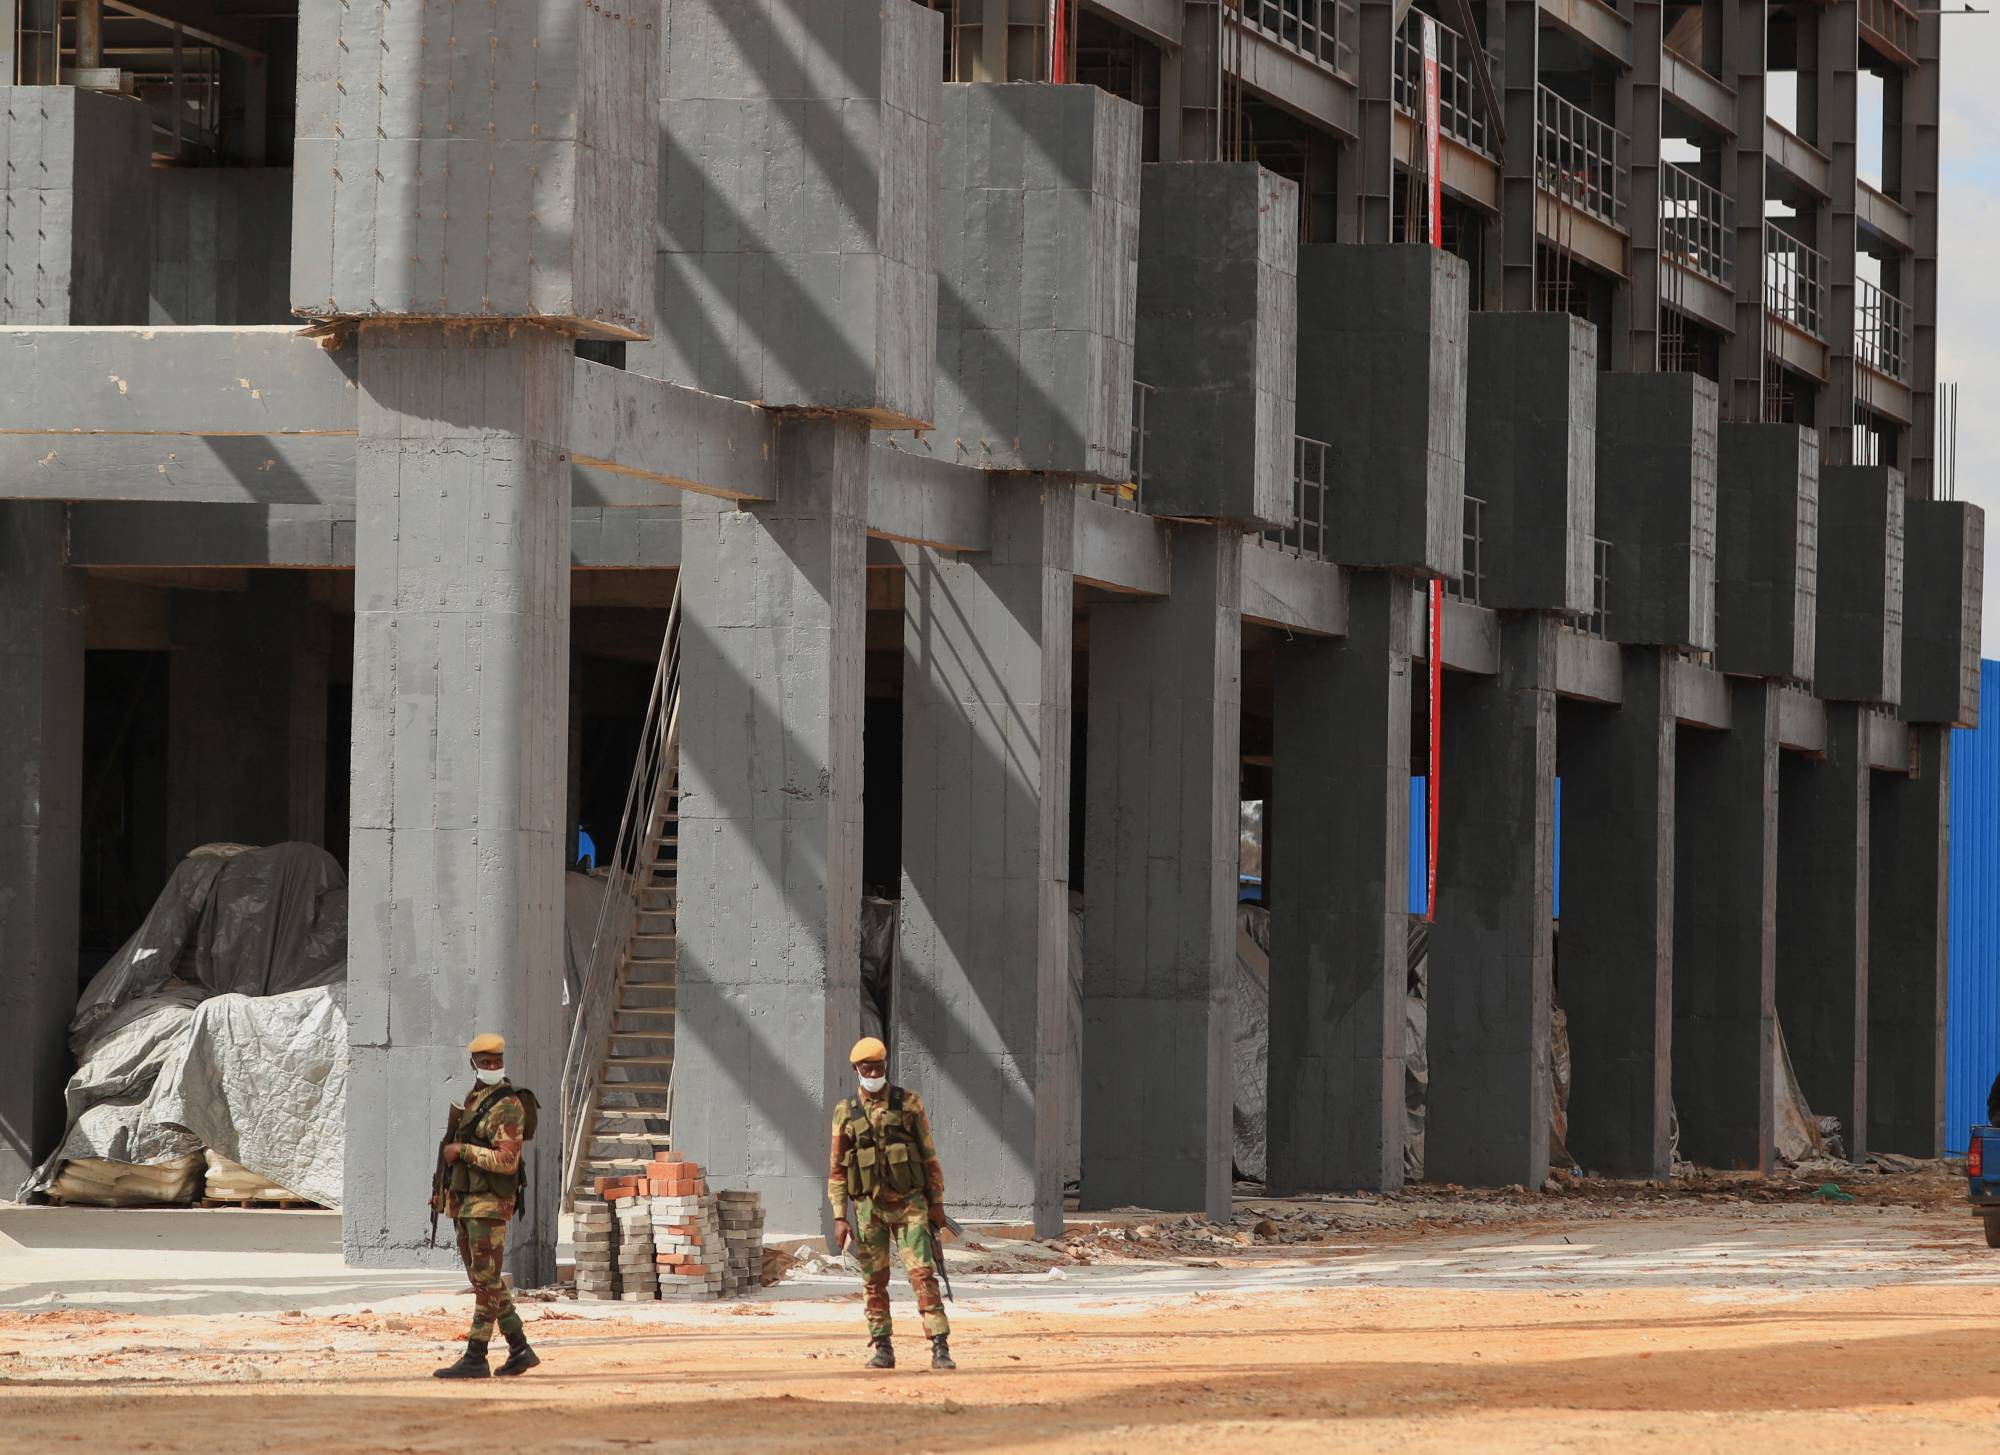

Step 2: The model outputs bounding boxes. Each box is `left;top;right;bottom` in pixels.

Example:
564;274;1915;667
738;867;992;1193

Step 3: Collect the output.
468;1033;506;1055
849;1036;888;1065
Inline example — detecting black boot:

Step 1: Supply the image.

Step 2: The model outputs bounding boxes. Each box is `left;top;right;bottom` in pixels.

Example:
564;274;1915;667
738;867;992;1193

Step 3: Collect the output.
930;1335;956;1371
495;1327;541;1377
864;1336;896;1370
433;1338;491;1379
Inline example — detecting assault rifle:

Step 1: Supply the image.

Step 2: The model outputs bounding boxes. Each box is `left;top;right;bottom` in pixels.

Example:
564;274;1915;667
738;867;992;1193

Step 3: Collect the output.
428;1102;464;1248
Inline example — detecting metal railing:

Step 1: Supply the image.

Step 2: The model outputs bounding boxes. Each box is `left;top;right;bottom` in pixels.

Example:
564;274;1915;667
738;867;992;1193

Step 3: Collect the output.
1392;10;1496;157
1582;538;1613;638
1447;494;1486;605
1660;163;1734;288
1091;379;1151;511
1856;277;1911;382
1265;435;1332;559
1859;0;1919;59
1536;86;1629;231
1239;0;1358;79
561;581;682;1206
1764;222;1828;340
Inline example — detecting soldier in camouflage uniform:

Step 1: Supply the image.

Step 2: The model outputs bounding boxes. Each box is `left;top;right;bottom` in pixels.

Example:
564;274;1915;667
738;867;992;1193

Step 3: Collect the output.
828;1036;955;1372
432;1033;542;1379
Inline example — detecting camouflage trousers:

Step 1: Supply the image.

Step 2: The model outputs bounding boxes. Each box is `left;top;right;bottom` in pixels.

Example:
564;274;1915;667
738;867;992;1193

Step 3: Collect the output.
454;1217;523;1344
852;1197;948;1341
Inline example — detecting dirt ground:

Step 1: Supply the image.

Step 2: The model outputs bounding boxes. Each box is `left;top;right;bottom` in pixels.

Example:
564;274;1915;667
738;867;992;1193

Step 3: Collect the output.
6;1164;2000;1453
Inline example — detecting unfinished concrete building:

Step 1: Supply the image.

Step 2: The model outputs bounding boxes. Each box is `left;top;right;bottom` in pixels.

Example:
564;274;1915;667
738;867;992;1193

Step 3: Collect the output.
0;0;1981;1278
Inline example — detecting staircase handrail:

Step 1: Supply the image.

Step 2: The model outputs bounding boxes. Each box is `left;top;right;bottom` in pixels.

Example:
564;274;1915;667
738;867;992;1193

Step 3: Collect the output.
560;581;682;1204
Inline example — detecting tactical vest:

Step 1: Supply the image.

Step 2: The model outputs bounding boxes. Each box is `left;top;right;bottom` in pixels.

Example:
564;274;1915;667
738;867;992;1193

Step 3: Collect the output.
840;1087;928;1202
450;1082;540;1214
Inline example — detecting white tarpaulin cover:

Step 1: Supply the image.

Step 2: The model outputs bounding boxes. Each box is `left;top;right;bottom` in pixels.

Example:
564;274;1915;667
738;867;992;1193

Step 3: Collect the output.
149;985;349;1208
20;843;350;1206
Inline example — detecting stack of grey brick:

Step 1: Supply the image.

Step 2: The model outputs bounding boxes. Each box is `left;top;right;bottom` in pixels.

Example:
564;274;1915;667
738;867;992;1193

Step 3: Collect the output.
295;0;660;1281
1269;244;1466;1194
654;0;942;1236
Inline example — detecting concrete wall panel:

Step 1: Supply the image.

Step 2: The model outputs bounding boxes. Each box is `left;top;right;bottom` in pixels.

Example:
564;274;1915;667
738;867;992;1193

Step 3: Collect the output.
0;87;151;325
1816;465;1905;704
151;168;295;326
1295;245;1467;578
1715;423;1819;682
1901;499;1983;726
1596;372;1718;651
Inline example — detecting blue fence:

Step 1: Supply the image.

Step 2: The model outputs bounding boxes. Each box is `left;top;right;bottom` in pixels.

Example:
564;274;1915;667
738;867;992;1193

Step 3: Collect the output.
1408;777;1560;917
1947;661;2000;1152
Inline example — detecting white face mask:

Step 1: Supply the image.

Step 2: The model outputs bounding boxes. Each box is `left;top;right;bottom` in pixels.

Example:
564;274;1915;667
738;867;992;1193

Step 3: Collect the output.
475;1066;506;1086
858;1073;887;1094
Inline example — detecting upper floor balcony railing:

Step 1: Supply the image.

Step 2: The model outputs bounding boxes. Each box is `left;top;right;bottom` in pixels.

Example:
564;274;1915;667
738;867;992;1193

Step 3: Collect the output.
1764;223;1828;340
1536;86;1629;231
1447;494;1486;606
1239;0;1359;81
1856;277;1912;382
1089;379;1151;511
1264;436;1332;560
1660;162;1734;289
1392;10;1496;157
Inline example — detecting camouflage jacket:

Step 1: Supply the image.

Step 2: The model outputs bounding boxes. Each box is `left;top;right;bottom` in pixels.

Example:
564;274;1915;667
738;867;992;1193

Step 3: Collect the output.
827;1085;945;1220
445;1080;527;1222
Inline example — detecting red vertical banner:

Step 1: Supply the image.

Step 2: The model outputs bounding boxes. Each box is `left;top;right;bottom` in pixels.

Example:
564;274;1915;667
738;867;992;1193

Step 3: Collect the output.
1422;14;1443;921
1421;15;1442;247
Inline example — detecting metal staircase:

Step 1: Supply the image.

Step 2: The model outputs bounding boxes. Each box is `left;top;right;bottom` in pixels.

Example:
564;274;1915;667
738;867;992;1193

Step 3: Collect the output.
561;583;683;1205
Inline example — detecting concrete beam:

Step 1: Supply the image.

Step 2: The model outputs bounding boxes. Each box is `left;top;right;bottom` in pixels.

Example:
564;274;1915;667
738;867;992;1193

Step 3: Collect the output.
1074;495;1171;597
0;434;359;505
573;359;779;502
866;444;993;553
0;326;358;434
1411;594;1500;676
1556;629;1623;705
1669;655;1731;729
1776;686;1828;755
1240;540;1346;637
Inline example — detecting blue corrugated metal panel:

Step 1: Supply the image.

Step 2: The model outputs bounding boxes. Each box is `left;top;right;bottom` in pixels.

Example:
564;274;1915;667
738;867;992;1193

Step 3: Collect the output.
1946;660;2000;1153
1407;778;1561;918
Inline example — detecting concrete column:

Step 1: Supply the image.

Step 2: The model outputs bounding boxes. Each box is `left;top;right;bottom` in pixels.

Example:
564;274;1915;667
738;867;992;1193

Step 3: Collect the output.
344;323;573;1281
672;416;868;1237
0;503;84;1191
1558;649;1675;1179
1267;572;1415;1193
165;575;300;858
1777;704;1870;1157
1427;613;1557;1187
1869;724;1949;1156
896;479;1075;1236
1082;526;1241;1219
1673;678;1779;1173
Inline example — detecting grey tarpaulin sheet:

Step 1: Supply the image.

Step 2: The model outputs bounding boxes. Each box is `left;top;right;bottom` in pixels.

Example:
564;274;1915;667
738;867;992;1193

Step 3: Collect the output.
1234;906;1271;1182
149;985;349;1209
73;843;347;1047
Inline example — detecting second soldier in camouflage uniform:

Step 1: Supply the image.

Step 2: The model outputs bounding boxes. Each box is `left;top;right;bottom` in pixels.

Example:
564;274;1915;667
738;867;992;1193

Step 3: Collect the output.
432;1033;542;1379
829;1036;954;1372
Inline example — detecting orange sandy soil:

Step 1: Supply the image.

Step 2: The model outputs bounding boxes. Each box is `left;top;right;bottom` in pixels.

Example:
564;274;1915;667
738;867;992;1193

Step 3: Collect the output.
6;1235;2000;1451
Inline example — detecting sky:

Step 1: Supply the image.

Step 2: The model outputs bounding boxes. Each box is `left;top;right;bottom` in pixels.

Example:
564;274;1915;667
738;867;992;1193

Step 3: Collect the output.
1932;18;2000;642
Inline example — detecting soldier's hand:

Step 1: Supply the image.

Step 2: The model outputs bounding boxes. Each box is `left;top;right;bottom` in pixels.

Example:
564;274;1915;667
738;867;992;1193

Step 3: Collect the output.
443;1143;463;1166
927;1202;947;1228
832;1218;852;1252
